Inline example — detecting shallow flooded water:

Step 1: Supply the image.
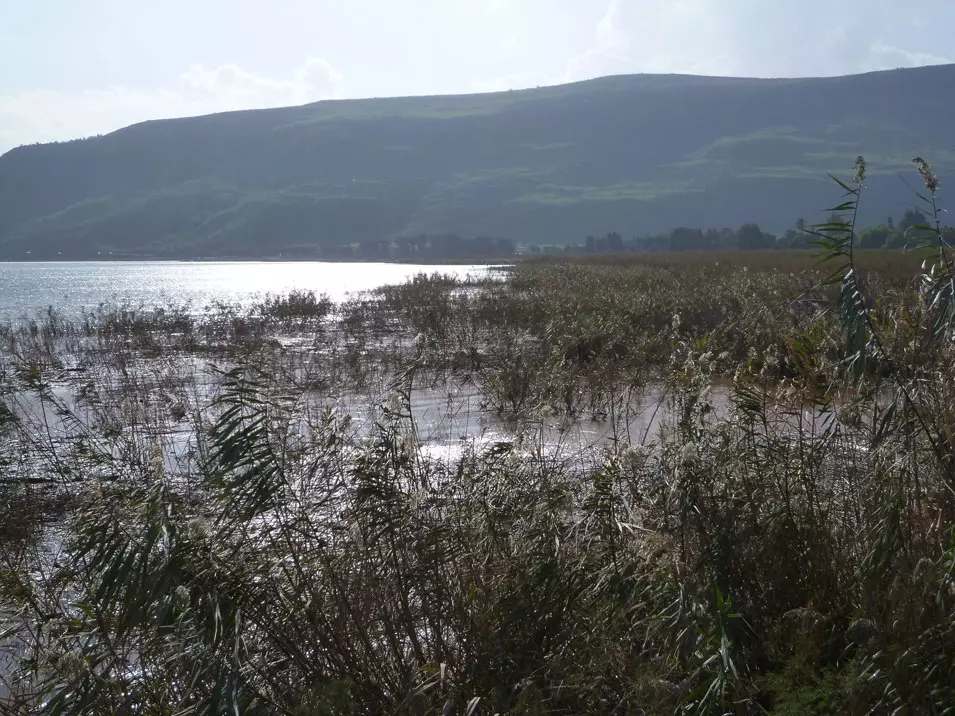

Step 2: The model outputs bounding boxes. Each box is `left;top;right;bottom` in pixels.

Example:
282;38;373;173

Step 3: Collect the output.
3;363;733;483
0;261;495;321
336;380;733;466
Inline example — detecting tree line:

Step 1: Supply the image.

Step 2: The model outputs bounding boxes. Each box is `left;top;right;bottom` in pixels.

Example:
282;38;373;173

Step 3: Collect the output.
319;234;517;260
527;208;954;255
290;208;955;261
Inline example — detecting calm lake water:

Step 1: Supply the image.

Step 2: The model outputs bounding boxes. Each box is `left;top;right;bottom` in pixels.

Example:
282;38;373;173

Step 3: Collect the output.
0;261;493;320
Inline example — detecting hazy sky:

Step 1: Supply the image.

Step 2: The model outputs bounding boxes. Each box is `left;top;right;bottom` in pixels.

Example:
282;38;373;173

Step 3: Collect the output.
2;0;952;153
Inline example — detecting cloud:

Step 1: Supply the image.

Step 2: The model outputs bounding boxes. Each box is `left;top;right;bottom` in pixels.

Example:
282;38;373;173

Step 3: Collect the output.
564;0;953;81
563;0;729;80
867;44;953;70
180;57;343;106
485;0;512;15
0;57;344;154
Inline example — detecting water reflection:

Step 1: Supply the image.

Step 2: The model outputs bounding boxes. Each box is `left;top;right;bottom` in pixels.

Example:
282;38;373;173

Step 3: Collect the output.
0;261;494;320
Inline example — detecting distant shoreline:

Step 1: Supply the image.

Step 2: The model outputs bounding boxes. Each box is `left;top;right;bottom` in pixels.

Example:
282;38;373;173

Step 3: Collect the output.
0;256;518;265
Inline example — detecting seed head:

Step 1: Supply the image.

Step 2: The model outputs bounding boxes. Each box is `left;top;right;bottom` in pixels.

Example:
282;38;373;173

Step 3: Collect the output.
852;156;867;185
174;585;191;609
57;651;88;680
184;517;209;541
678;443;698;467
619;444;648;469
385;390;404;415
913;157;939;193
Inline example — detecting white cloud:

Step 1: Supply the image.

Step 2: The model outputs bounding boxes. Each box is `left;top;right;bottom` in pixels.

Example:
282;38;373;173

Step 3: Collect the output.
0;57;344;154
564;0;952;81
486;0;512;15
866;44;952;70
563;0;729;80
180;57;343;106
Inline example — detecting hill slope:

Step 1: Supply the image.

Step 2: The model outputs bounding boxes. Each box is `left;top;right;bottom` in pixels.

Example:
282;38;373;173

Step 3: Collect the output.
1;66;954;258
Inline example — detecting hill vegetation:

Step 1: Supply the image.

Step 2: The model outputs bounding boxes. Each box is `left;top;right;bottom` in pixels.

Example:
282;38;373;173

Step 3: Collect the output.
1;65;954;258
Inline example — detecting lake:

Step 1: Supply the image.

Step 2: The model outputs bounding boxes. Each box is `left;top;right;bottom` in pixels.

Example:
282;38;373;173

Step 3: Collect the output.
0;261;494;320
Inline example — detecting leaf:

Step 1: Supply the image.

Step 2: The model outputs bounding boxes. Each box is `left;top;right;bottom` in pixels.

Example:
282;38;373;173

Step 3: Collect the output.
873;397;899;448
828;175;857;194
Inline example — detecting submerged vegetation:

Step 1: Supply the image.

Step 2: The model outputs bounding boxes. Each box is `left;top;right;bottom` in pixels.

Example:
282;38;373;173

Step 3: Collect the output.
1;159;955;714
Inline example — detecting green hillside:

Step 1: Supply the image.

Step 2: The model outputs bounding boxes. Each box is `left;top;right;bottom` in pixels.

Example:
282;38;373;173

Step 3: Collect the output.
1;66;954;258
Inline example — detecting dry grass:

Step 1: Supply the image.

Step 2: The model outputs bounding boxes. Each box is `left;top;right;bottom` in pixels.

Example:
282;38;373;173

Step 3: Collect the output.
0;237;952;713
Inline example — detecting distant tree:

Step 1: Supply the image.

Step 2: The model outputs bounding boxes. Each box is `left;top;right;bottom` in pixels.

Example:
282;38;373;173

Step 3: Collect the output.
493;237;516;256
887;216;894;230
703;228;721;250
899;208;928;234
325;244;355;259
393;236;413;258
605;231;624;253
428;233;464;257
884;230;907;249
634;234;668;252
471;236;494;256
411;234;427;255
737;223;772;250
777;229;803;249
585;236;597;254
719;228;737;250
357;240;391;258
858;226;892;249
778;219;812;249
669;227;705;252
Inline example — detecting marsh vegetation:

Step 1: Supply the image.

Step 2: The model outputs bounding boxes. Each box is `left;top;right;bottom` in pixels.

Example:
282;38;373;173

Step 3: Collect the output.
1;160;954;714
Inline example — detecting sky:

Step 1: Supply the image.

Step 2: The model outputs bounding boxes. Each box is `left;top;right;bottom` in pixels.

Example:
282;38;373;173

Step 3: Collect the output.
1;0;952;154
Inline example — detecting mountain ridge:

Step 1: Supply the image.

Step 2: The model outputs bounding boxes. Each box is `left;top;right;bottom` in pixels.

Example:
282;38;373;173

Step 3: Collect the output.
1;64;953;258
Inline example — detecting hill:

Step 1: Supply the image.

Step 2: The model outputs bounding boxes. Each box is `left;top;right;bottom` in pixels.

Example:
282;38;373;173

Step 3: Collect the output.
1;65;954;259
